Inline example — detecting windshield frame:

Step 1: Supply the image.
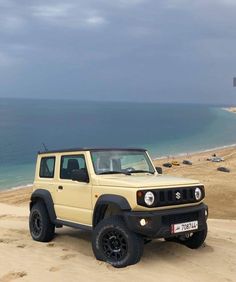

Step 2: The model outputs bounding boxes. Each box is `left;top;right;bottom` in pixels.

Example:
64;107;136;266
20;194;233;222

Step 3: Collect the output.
90;149;156;175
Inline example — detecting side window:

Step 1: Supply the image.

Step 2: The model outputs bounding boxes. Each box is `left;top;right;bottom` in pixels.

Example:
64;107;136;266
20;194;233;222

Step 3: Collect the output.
60;155;86;180
39;157;55;178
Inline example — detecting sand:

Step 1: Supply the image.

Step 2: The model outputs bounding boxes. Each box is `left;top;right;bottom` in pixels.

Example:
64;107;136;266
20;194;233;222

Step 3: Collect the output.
154;146;236;219
224;107;236;113
0;146;236;281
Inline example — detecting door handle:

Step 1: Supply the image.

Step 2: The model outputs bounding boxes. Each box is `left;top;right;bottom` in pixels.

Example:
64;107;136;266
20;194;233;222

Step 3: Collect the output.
58;185;63;190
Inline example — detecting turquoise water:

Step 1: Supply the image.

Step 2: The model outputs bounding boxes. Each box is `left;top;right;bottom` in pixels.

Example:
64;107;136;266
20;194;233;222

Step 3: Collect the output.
1;98;236;189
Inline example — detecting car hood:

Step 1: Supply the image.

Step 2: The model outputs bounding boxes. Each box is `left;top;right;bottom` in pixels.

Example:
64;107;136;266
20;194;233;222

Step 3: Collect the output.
96;174;200;188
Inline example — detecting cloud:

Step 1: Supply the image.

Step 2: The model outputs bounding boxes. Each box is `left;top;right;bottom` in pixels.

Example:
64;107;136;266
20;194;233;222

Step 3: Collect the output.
217;0;236;5
31;3;107;29
0;0;14;8
32;4;72;18
128;26;155;38
0;52;11;66
112;0;148;7
163;0;236;9
0;15;26;32
0;51;19;66
85;16;107;26
0;0;235;103
0;43;29;68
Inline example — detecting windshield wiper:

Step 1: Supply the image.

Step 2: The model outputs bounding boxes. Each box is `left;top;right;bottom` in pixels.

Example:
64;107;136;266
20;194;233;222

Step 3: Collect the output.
98;171;131;175
129;170;155;174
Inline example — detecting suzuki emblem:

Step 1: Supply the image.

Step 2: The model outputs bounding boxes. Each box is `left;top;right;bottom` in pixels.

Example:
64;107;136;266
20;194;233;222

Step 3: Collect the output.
175;192;181;200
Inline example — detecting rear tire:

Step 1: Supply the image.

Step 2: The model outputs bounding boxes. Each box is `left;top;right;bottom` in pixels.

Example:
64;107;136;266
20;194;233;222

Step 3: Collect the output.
181;226;208;249
29;201;55;242
92;216;144;268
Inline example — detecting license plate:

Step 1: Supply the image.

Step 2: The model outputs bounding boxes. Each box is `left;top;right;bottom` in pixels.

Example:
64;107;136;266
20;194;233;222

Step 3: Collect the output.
171;221;198;234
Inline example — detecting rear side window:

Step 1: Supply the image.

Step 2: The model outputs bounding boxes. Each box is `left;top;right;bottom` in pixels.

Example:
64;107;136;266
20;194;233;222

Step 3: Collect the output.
39;157;55;178
60;155;86;179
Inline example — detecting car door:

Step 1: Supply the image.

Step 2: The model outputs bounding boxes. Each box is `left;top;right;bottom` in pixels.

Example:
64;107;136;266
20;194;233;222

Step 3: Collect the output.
54;153;92;226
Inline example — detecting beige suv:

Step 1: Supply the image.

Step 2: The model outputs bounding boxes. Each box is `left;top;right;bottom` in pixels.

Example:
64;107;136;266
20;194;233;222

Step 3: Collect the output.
29;148;208;267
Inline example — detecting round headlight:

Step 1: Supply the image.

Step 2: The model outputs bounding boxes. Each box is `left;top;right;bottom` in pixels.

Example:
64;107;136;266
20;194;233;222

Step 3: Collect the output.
195;187;202;201
144;191;155;206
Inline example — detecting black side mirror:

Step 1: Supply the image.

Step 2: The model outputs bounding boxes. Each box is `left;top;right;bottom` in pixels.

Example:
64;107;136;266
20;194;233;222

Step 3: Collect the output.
155;167;163;174
71;169;89;183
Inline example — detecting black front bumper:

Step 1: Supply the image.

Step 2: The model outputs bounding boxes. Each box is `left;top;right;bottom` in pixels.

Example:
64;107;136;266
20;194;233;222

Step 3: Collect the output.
123;203;208;238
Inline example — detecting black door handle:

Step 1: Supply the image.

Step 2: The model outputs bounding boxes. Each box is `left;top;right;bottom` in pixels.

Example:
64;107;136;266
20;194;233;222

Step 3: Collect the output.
58;186;63;190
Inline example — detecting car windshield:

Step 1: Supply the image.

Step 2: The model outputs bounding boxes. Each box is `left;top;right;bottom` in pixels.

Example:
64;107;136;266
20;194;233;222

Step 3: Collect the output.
91;150;155;175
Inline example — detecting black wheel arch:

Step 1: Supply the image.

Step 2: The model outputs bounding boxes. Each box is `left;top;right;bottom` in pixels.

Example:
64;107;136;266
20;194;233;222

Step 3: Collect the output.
30;189;56;223
93;194;131;227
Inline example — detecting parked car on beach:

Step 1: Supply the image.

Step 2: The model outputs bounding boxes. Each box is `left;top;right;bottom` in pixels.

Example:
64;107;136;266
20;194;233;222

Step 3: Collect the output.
211;157;224;162
163;162;172;168
172;160;180;166
29;147;208;267
183;160;193;165
207;156;224;162
217;167;230;173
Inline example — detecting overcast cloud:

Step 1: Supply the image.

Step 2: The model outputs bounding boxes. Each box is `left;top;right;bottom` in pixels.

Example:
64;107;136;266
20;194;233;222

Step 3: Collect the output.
0;0;236;104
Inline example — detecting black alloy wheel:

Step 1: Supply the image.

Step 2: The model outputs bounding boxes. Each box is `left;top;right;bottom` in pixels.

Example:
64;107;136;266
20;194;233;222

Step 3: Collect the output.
92;215;144;268
101;229;128;262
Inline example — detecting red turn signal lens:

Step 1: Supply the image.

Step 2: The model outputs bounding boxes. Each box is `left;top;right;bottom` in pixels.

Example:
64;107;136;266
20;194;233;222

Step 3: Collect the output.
137;191;143;198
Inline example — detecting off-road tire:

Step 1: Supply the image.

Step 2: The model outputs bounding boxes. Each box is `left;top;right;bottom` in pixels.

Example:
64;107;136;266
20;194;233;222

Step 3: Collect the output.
92;215;144;268
29;201;55;242
165;225;208;249
181;226;208;249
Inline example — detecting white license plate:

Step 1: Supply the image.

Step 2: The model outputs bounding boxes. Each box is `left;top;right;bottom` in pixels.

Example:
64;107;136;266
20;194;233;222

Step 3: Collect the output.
171;221;198;234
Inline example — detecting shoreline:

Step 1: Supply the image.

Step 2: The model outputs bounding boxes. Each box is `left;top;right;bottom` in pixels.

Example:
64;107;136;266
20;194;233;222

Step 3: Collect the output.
0;145;236;220
1;143;236;192
0;183;33;192
223;106;236;113
153;143;236;160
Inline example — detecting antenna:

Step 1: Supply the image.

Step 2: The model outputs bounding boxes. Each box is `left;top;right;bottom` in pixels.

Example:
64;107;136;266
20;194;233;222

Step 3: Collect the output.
42;143;48;152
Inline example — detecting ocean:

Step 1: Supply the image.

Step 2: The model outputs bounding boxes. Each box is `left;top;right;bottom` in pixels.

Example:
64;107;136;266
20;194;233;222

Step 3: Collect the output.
1;98;236;190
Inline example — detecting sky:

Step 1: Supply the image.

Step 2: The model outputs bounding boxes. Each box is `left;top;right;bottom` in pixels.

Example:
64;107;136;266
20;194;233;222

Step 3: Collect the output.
0;0;236;104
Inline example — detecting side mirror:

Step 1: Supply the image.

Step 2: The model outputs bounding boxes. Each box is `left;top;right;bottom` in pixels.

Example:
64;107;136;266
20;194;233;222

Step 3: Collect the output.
71;169;89;183
155;167;162;174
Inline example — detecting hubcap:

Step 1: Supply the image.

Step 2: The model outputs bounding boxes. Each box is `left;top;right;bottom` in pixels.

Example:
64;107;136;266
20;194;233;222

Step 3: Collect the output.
31;211;42;237
101;230;128;262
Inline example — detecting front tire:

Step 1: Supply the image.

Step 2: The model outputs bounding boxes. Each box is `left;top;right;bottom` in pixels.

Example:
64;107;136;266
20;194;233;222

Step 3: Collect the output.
92;216;144;268
29;201;55;242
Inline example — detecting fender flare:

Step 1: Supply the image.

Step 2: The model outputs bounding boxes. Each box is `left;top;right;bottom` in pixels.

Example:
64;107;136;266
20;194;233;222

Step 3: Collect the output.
30;189;56;223
93;194;131;227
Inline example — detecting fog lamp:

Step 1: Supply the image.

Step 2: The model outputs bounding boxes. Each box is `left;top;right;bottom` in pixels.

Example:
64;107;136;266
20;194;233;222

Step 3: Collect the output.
140;218;147;226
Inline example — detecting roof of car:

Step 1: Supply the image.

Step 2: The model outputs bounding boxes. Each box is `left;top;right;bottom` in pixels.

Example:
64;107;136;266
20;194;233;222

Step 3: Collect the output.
38;147;147;155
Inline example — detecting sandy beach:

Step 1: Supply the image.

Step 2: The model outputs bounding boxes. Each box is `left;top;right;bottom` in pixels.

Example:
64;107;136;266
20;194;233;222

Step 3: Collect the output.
0;146;236;281
154;145;236;219
224;107;236;113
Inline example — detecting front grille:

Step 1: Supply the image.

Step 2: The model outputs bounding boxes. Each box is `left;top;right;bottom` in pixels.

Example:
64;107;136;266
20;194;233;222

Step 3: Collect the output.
155;186;201;207
162;211;199;225
137;186;204;208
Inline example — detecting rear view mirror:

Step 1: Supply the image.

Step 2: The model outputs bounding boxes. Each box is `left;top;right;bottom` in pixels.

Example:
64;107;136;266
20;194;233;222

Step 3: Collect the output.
155;167;163;174
71;169;89;183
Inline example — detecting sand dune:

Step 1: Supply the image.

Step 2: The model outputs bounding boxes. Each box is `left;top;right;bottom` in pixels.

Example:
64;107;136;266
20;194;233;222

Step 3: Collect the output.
0;203;235;282
1;146;236;281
